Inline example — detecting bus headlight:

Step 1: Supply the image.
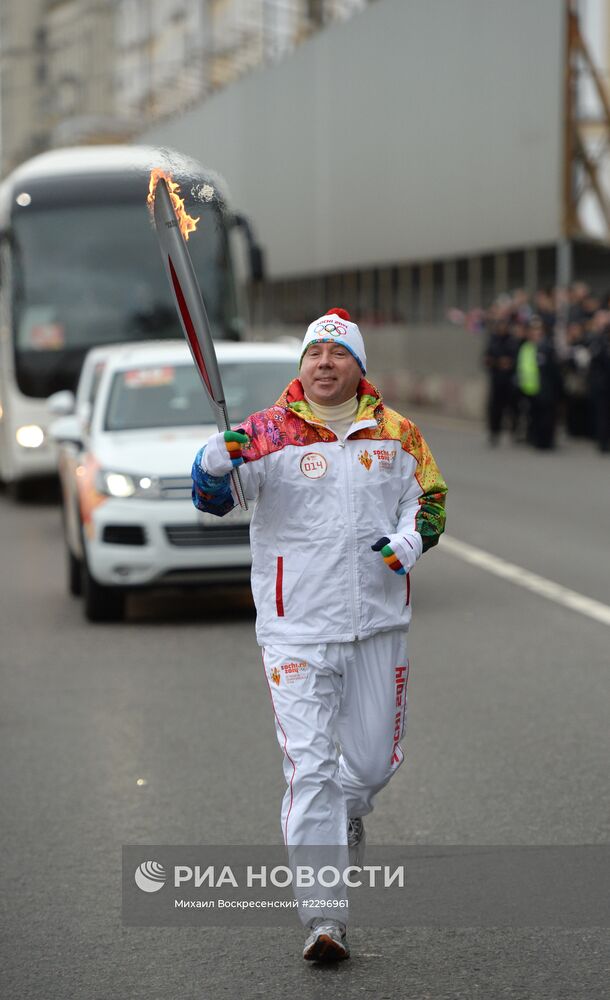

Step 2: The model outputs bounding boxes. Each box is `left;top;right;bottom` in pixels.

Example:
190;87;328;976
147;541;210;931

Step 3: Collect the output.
16;424;45;448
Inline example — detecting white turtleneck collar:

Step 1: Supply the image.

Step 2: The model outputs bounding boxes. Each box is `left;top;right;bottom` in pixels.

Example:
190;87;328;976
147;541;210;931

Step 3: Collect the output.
305;394;358;441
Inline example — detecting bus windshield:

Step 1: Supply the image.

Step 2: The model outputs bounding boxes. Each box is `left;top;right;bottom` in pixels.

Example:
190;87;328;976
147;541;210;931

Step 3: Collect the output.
11;200;239;397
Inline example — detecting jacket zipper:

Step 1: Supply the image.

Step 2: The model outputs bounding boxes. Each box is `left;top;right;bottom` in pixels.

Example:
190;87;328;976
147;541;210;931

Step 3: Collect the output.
296;412;376;640
340;437;358;640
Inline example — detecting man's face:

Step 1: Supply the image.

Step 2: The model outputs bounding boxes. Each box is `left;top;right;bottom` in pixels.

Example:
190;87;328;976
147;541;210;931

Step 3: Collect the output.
299;342;362;405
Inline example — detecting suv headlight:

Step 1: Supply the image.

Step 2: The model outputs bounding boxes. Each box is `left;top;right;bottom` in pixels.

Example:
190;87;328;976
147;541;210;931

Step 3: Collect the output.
96;470;161;499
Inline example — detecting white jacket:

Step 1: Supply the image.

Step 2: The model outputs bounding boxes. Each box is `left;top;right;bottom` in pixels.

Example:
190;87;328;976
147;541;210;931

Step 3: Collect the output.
192;378;447;645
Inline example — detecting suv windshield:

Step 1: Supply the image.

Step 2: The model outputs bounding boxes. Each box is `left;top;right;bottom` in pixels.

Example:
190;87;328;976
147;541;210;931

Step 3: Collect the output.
104;361;296;431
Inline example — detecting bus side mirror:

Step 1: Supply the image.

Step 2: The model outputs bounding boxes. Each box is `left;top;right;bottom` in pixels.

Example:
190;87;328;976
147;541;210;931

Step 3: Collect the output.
232;213;266;284
48;389;76;416
0;232;7;285
249;243;265;284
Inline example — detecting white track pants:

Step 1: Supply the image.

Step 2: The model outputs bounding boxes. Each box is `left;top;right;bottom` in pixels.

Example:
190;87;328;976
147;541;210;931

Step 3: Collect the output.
263;630;409;846
263;631;409;924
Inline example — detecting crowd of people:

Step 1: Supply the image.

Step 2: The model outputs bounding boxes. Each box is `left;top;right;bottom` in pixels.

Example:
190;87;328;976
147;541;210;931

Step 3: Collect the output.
451;283;610;453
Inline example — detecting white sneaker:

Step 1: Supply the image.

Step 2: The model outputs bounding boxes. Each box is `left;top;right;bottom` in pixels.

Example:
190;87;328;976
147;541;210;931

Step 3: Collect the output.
347;817;366;867
303;919;350;962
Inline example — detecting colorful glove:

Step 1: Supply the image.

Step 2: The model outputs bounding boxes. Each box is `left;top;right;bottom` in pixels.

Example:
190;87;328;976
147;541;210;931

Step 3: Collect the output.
371;533;419;576
371;536;406;575
200;429;250;476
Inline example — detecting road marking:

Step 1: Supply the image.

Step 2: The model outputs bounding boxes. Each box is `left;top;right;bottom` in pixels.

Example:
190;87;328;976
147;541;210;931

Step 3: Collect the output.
440;535;610;628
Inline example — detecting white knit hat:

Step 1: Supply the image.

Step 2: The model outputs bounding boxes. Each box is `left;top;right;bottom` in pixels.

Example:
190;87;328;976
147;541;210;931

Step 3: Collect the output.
299;308;367;374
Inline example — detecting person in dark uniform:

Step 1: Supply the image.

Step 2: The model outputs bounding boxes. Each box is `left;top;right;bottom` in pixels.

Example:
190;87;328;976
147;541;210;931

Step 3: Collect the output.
588;313;610;453
562;322;591;439
482;318;520;445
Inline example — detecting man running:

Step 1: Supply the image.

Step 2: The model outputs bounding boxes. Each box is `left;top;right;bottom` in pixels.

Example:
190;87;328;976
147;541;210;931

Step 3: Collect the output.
192;308;447;961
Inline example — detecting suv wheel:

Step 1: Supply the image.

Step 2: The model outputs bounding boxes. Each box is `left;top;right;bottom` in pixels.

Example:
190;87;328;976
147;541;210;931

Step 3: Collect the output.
68;546;83;597
63;502;82;597
82;556;125;623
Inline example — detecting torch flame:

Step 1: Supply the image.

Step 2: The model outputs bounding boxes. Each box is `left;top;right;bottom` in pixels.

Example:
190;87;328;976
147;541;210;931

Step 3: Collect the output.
148;168;200;241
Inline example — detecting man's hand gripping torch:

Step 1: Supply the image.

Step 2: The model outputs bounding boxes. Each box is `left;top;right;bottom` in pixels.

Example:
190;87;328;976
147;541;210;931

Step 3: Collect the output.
152;176;248;510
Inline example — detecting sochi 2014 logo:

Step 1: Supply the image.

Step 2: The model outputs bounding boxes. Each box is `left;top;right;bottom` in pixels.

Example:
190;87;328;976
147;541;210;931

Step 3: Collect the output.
314;320;348;337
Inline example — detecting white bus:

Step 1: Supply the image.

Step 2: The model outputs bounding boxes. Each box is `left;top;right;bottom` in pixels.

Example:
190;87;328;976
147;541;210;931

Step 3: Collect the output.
0;145;262;498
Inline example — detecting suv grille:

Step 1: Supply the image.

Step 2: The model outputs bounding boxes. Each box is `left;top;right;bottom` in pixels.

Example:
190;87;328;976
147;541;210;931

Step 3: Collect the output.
164;524;250;547
158;476;193;500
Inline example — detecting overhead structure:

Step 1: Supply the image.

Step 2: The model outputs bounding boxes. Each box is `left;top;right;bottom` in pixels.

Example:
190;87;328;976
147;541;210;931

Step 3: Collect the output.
565;0;610;242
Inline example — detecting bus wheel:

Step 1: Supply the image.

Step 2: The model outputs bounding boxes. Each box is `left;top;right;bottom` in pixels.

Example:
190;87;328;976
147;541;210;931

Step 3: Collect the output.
7;479;33;502
82;562;125;623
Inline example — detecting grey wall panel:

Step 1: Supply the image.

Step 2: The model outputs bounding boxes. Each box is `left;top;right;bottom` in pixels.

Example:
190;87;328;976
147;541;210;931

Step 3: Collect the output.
140;0;564;278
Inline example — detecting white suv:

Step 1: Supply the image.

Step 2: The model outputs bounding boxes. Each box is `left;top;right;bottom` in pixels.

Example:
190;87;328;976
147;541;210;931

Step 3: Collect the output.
51;339;300;621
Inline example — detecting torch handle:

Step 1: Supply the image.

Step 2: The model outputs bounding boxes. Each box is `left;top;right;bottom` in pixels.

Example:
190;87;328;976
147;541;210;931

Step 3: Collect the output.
217;403;249;512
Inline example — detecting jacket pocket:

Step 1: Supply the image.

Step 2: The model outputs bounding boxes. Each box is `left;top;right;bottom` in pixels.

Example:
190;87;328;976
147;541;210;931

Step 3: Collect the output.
405;572;411;607
275;556;285;617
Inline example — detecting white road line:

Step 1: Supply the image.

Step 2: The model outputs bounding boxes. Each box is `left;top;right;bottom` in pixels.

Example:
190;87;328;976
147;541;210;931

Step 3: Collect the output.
440;535;610;628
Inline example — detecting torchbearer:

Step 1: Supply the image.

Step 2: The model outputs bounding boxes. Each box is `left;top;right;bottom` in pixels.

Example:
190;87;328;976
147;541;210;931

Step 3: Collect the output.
191;308;448;961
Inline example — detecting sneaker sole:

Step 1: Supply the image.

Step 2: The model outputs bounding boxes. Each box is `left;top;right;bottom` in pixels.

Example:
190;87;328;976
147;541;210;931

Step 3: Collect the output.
303;934;350;962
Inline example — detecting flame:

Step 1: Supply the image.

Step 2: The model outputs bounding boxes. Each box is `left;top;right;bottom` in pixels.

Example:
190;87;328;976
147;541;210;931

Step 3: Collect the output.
148;168;200;241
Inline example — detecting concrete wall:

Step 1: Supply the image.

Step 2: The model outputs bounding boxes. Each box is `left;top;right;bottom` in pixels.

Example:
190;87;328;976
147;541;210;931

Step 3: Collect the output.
0;0;46;173
139;0;565;278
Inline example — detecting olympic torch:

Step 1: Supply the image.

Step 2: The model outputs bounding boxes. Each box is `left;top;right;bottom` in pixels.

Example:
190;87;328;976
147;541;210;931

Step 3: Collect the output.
151;173;248;511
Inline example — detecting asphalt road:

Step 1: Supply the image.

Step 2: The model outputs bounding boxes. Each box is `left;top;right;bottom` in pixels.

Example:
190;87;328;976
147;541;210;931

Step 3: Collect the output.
1;418;609;1000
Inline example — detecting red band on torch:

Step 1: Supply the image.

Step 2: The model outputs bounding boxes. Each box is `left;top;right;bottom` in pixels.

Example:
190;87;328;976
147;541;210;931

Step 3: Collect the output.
168;255;214;399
